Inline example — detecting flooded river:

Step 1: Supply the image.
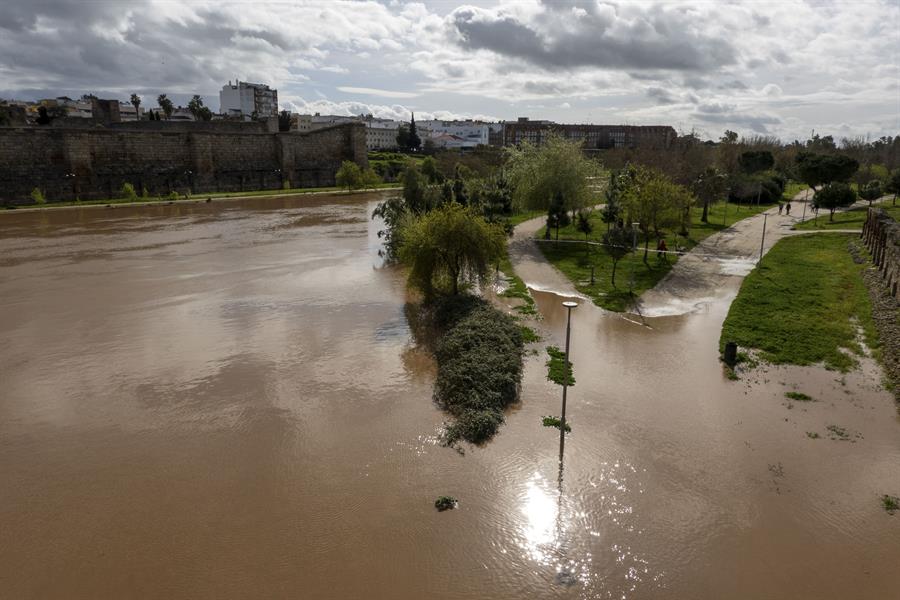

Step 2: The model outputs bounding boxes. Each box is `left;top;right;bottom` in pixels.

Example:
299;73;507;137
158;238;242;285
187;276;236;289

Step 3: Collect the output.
1;194;898;599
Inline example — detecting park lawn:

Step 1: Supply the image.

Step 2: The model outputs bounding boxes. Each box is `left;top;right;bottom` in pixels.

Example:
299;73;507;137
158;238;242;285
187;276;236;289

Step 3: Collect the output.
720;233;877;371
534;200;770;311
793;199;900;231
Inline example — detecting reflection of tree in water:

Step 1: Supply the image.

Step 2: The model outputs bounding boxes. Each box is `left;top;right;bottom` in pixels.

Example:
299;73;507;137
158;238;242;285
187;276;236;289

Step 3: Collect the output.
399;302;438;382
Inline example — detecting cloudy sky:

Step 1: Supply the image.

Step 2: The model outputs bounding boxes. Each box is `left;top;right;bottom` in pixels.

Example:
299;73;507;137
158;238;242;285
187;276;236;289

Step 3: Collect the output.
1;0;897;141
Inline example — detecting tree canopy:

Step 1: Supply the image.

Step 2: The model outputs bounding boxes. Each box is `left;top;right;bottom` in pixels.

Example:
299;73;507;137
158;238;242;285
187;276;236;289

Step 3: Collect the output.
398;203;506;296
506;134;601;214
814;182;857;220
156;94;173;119
738;150;774;174
796;152;859;190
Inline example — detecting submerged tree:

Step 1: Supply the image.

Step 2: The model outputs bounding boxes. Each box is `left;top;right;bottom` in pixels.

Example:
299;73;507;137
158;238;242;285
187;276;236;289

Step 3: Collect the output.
399;203;506;296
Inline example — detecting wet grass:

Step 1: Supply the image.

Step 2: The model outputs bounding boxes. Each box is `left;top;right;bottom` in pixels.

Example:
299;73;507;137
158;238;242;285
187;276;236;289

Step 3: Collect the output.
541;416;572;433
785;391;814;402
536;202;770;311
519;325;541;344
498;256;538;317
720;234;877;371
793;199;900;231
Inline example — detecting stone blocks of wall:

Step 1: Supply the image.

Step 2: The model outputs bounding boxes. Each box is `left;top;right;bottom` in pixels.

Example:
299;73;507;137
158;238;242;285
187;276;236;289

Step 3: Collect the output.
0;122;367;204
862;207;900;298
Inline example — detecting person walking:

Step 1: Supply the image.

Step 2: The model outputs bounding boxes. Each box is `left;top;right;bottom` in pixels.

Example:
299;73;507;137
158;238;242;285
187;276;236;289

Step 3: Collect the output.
778;202;784;215
656;238;668;262
785;201;791;215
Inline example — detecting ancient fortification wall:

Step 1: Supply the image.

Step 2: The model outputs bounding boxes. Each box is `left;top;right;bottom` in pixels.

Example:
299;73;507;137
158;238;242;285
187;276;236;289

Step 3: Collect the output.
862;207;900;298
0;123;367;204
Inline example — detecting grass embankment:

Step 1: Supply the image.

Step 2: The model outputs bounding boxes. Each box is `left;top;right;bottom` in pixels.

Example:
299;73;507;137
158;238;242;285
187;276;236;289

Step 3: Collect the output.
5;183;402;210
793;199;900;231
536;201;770;311
428;295;525;444
720;234;877;371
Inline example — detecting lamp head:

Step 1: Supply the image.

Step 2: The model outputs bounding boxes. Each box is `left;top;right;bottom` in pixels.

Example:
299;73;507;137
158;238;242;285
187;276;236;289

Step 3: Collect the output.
562;301;578;309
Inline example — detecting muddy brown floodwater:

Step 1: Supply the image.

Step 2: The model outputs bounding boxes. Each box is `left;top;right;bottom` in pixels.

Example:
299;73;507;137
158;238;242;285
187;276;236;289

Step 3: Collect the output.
1;194;898;599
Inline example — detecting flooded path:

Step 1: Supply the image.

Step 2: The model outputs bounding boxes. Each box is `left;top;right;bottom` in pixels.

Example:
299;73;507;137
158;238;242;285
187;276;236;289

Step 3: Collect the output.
2;195;899;599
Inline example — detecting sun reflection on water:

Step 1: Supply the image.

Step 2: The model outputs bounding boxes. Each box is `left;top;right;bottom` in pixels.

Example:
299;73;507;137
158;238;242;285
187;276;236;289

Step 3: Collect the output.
512;461;664;597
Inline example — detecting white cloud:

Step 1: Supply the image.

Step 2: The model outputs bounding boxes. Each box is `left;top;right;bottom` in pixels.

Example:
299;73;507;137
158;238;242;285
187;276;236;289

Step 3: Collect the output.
336;86;420;98
0;0;896;141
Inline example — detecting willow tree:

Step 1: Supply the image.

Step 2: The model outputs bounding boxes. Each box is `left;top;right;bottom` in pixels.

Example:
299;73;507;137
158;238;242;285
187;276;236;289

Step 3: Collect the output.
399;203;506;297
621;169;685;262
506;134;602;228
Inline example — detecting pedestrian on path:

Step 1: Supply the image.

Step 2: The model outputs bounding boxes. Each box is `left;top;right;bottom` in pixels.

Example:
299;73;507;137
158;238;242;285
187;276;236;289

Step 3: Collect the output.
778;202;784;215
785;201;791;215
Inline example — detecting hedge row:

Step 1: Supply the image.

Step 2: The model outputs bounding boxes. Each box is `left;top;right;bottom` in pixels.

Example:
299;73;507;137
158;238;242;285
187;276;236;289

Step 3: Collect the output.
430;295;525;444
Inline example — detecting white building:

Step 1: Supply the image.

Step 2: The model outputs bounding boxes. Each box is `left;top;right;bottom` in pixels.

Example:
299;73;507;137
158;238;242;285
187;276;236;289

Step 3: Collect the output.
364;118;404;150
219;80;278;119
419;120;489;149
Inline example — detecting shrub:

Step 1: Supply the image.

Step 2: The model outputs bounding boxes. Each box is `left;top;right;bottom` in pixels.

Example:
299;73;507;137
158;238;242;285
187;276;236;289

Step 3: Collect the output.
431;295;525;444
30;187;46;205
859;180;882;201
434;496;457;511
121;182;138;202
167;191;179;202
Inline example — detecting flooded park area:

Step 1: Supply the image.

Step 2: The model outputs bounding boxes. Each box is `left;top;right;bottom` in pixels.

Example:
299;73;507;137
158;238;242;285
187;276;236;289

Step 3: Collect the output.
1;193;898;599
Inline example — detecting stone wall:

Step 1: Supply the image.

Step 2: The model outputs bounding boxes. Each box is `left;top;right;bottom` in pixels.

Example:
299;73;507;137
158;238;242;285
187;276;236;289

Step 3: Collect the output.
862;207;900;298
0;122;367;204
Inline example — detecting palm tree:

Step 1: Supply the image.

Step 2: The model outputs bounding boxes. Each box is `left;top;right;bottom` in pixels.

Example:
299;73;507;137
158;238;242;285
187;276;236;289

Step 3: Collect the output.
130;93;141;120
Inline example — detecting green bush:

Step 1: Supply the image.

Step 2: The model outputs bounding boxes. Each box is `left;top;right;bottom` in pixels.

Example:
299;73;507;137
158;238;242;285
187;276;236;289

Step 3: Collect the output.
122;182;138;202
30;187;46;205
431;295;525;444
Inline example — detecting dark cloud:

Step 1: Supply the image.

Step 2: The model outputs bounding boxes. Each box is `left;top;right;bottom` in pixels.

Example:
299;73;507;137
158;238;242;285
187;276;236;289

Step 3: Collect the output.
693;107;781;133
646;87;678;105
450;3;737;72
0;0;305;103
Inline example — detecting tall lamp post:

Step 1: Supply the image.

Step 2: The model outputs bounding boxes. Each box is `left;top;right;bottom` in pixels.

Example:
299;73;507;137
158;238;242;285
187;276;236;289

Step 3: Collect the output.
558;301;578;462
628;222;640;295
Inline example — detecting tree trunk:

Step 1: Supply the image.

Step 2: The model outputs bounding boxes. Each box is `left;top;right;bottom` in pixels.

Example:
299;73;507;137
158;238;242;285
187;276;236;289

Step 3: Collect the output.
643;235;649;263
611;259;617;287
701;199;709;223
830;208;835;222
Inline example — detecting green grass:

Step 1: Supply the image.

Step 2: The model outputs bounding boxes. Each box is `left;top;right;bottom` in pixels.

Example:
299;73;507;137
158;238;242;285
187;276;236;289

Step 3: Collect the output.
785;391;814;402
720;234;877;371
794;199;900;231
535;201;770;311
498;255;538;316
6;183;402;210
541;416;572;433
783;182;809;201
507;209;543;227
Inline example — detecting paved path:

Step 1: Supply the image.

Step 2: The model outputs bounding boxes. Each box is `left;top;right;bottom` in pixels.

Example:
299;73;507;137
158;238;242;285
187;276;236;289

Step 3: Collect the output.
636;191;865;317
508;212;582;298
509;192;873;317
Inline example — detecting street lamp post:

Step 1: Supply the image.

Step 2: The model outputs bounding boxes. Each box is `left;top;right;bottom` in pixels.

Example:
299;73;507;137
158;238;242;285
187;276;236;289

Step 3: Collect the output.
628;222;639;295
558;301;578;462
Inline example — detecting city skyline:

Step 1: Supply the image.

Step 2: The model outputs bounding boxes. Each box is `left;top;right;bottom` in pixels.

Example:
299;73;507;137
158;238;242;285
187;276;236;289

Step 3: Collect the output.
1;0;898;142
